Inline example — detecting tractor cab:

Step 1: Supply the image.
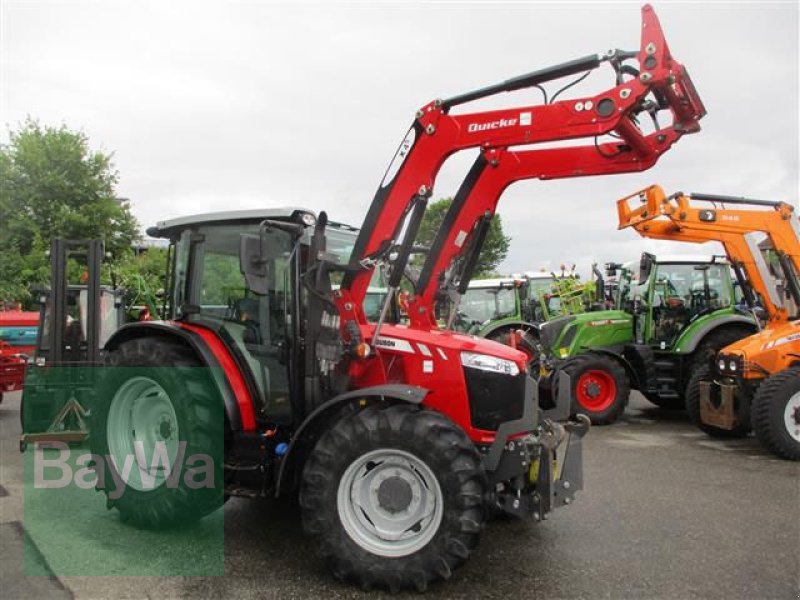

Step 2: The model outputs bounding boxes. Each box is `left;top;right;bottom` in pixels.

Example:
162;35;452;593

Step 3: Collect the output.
634;254;737;349
148;208;382;423
453;278;519;334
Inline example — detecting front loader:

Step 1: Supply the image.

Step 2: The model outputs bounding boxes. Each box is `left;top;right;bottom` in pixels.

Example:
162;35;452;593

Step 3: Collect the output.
618;185;800;459
82;5;704;589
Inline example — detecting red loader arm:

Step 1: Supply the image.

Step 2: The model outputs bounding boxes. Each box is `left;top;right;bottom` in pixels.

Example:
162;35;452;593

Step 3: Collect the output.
337;4;705;332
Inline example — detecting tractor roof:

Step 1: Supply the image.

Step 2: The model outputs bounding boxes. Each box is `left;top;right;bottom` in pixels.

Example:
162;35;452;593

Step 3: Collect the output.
655;254;729;265
146;208;317;238
468;278;517;289
516;271;560;280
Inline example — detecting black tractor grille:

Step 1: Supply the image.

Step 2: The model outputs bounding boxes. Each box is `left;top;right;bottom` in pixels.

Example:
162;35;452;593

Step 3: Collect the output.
464;368;527;431
539;315;575;353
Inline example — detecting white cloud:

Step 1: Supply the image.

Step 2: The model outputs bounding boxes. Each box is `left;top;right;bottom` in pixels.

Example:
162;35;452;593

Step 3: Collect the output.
2;1;797;278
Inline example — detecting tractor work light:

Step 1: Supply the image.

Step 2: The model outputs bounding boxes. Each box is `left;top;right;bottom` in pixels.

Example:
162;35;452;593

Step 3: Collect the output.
460;351;520;376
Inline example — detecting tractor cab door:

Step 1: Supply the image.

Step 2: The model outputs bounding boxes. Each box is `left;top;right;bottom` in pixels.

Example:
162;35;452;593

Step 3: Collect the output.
186;224;295;423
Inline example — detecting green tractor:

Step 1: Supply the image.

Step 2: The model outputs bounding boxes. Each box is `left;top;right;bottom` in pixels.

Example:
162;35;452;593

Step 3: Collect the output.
452;275;551;332
449;269;603;361
537;254;758;425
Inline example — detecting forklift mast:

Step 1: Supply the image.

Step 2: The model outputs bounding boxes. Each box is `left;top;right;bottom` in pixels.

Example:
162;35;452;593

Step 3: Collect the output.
46;239;103;364
337;4;706;334
617;185;800;323
36;239;124;366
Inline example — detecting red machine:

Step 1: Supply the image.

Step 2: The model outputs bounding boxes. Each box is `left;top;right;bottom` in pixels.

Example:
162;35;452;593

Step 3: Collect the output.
0;306;38;401
88;5;705;590
0;341;26;402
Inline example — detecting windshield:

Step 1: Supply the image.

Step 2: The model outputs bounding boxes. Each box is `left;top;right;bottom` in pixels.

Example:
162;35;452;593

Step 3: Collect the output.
459;286;516;327
651;263;731;311
171;222;363;318
527;278;554;301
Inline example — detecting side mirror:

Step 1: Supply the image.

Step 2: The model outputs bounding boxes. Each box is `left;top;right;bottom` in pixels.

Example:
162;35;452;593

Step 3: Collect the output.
239;234;269;296
639;252;655;283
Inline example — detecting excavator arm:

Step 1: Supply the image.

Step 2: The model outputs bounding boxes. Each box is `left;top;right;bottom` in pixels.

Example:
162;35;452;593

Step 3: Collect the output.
617;184;800;322
337;4;705;331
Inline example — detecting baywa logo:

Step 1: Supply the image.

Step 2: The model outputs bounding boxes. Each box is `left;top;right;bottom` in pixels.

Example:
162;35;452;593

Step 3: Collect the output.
467;118;518;133
34;441;215;500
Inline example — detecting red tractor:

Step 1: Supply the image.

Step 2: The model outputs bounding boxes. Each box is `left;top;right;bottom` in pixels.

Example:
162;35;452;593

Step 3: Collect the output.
88;5;704;589
0;304;38;402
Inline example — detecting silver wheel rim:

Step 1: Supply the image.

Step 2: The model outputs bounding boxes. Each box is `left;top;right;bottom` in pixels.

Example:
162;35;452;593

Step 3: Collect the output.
107;376;180;492
784;391;800;443
336;448;443;558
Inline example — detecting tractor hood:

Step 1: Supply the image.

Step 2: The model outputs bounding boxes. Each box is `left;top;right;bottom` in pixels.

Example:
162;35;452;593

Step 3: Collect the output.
540;310;632;357
365;323;529;372
718;320;800;377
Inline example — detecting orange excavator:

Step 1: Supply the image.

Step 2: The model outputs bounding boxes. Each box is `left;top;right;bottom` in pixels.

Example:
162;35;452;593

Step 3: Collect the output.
618;185;800;460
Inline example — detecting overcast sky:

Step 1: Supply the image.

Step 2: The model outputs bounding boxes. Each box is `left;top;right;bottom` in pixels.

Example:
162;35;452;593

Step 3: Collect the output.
2;0;798;276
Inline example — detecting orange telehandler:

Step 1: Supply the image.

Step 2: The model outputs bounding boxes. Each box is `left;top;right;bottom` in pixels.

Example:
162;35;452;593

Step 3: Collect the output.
618;185;800;460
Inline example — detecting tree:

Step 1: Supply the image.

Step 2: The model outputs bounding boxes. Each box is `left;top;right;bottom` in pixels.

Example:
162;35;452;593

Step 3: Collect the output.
415;197;511;278
0;119;140;305
112;247;169;318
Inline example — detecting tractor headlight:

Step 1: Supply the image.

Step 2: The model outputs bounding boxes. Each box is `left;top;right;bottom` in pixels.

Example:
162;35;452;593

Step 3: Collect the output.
460;352;520;376
717;353;743;376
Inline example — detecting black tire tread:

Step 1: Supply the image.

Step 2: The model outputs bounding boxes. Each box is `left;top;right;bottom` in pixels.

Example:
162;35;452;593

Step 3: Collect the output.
751;366;800;461
90;337;224;528
563;353;630;425
299;403;486;592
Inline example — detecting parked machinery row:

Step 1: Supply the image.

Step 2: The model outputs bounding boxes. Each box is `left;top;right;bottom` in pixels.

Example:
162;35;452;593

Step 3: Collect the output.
20;3;797;593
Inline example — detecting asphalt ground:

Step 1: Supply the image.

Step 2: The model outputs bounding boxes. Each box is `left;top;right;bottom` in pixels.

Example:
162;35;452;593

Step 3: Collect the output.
1;389;798;599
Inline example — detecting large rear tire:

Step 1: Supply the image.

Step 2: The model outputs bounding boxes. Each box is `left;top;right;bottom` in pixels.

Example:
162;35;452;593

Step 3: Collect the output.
751;367;800;461
686;364;751;438
562;353;629;425
90;338;225;528
300;403;486;592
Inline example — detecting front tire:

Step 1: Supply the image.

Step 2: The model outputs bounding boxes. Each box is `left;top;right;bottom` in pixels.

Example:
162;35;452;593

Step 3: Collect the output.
300;403;486;592
90;338;225;528
751;367;800;461
562;353;629;425
685;364;751;438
